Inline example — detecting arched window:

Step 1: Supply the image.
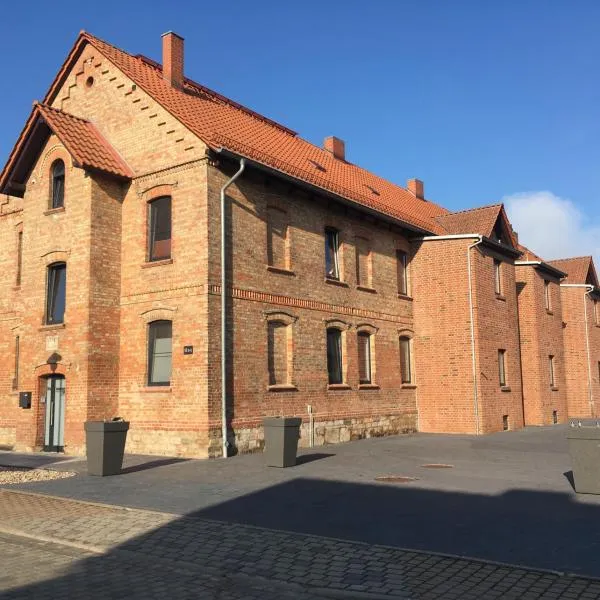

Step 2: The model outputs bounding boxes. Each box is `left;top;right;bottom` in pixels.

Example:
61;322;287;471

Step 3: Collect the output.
51;160;65;209
148;197;172;261
268;321;288;385
326;327;343;384
399;336;412;384
357;331;372;384
148;320;172;386
46;262;66;324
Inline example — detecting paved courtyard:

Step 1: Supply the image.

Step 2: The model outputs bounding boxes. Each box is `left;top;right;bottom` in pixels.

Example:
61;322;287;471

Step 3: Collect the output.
2;426;600;598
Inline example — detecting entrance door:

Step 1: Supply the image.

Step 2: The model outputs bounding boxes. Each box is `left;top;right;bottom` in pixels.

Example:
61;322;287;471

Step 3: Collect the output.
44;376;65;452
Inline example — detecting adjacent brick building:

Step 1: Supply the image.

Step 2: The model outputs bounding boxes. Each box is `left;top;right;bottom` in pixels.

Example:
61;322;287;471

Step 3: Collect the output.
0;31;598;457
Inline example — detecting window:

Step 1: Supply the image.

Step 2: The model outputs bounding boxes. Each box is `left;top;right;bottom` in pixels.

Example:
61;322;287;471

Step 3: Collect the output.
357;332;372;384
326;328;343;384
503;415;509;431
549;355;555;387
400;336;412;384
148;196;172;261
544;280;551;311
355;238;370;287
147;320;172;386
12;336;19;390
51;160;65;209
46;263;66;325
397;250;408;296
16;230;23;286
498;349;507;387
325;228;340;280
267;207;289;269
268;321;288;385
494;259;502;295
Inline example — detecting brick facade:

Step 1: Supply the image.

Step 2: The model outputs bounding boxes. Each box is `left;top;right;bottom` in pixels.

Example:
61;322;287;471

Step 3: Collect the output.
1;32;598;458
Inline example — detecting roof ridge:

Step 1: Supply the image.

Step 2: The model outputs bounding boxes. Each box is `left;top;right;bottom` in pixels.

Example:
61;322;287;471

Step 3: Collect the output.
548;256;593;263
438;203;502;217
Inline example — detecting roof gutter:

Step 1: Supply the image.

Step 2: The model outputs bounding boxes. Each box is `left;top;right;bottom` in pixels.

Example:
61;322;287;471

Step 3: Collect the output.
419;234;521;259
515;260;566;279
215;147;435;237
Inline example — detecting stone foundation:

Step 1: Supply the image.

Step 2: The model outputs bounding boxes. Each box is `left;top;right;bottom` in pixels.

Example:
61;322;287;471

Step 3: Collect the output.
0;427;16;451
229;412;417;456
125;428;210;458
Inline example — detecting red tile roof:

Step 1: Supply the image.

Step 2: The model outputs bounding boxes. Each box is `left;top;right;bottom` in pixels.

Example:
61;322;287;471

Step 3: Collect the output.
37;104;133;179
517;244;545;262
548;256;599;286
0;102;133;192
41;32;449;234
434;204;503;237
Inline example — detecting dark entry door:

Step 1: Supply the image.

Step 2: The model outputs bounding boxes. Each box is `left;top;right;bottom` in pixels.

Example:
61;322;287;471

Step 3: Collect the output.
44;376;65;452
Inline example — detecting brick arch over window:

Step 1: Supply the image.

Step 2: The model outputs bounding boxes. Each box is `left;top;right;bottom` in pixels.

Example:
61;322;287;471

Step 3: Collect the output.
38;145;73;179
324;318;351;331
41;250;70;267
140;306;177;323
139;183;177;202
264;311;297;326
356;323;378;335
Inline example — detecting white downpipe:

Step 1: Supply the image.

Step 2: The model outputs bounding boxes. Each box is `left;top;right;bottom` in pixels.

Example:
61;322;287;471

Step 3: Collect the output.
467;236;484;435
220;158;246;459
583;285;595;416
307;405;314;447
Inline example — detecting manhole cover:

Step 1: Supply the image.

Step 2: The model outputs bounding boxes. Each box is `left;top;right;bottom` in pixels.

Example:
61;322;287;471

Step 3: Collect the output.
374;476;419;483
421;463;454;469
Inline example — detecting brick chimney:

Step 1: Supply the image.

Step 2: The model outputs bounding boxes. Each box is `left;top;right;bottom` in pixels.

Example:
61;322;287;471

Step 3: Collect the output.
407;178;424;200
324;136;345;161
162;31;184;88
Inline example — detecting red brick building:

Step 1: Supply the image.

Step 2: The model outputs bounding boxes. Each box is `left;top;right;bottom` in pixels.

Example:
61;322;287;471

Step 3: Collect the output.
0;32;598;457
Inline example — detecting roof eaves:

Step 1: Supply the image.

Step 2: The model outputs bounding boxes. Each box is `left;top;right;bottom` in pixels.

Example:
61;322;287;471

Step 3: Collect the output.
216;146;435;236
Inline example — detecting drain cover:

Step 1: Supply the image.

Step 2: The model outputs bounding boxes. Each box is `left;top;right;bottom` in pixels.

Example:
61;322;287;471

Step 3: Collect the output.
374;475;419;483
421;463;454;469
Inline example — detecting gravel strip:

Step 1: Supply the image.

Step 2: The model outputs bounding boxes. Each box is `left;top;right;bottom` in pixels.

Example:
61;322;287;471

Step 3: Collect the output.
0;466;76;485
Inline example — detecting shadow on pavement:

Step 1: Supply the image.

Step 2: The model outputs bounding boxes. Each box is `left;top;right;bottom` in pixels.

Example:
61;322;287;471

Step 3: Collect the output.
563;470;576;492
120;457;191;475
3;478;600;598
294;453;335;465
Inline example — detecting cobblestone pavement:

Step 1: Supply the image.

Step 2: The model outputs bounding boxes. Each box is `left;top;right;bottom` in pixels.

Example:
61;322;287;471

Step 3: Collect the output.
2;490;600;599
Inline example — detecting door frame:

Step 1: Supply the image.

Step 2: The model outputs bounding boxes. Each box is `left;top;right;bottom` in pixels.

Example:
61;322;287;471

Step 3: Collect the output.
42;374;65;452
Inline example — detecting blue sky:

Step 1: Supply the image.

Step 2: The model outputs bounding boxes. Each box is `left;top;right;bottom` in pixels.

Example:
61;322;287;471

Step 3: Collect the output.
2;1;599;261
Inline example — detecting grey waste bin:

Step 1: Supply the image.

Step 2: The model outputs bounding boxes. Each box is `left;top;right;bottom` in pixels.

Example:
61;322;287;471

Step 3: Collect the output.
85;420;130;476
567;418;600;494
263;417;302;467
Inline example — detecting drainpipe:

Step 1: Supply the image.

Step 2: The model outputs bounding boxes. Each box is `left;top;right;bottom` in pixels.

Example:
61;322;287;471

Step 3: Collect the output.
467;236;484;434
219;158;246;458
583;285;595;416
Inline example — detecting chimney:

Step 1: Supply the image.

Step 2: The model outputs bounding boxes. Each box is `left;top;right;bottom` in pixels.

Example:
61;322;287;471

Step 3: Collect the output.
162;31;184;88
324;136;345;161
407;178;424;200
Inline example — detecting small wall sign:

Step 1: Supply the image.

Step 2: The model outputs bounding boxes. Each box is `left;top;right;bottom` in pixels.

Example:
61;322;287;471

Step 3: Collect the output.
183;346;194;355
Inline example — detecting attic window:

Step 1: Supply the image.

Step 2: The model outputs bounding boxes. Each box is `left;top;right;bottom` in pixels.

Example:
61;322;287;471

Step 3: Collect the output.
85;76;95;88
365;185;380;196
308;159;326;173
50;160;65;209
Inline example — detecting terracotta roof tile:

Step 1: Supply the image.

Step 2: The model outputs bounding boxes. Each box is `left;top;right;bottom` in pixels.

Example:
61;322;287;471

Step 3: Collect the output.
548;256;598;285
67;33;448;234
434;204;503;237
37;104;133;179
517;244;545;262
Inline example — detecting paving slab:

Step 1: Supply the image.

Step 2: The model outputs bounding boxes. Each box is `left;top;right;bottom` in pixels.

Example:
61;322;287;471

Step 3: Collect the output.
2;426;600;577
1;490;600;600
